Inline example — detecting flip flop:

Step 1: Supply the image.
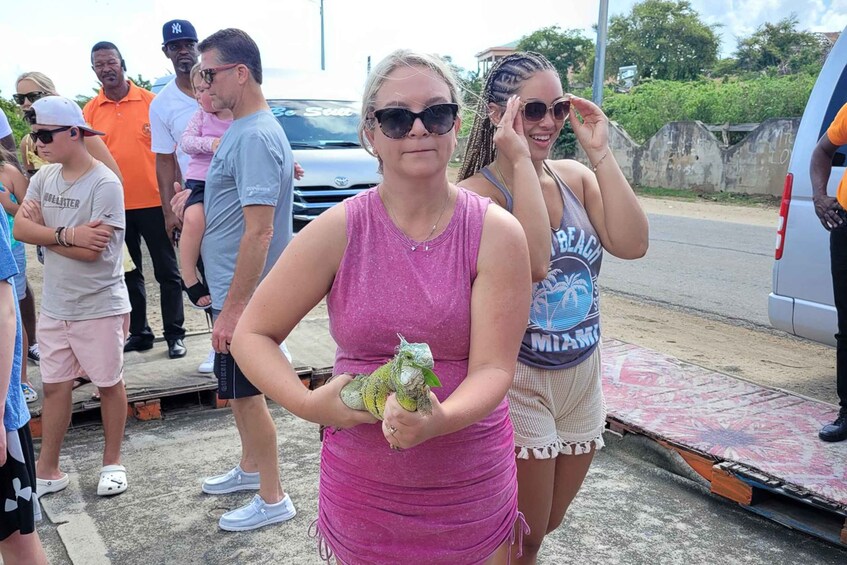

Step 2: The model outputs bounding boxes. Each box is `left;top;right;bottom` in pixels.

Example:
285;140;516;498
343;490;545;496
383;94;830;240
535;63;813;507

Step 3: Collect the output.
97;465;127;496
72;376;91;390
72;376;100;401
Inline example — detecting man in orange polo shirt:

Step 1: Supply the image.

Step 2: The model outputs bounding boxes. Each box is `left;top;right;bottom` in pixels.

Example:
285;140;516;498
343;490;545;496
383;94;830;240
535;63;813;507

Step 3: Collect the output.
83;41;186;359
811;101;847;442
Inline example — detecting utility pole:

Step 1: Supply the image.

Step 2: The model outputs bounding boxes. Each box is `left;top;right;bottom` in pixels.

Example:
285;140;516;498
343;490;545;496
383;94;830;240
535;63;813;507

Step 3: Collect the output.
592;0;609;107
320;0;326;70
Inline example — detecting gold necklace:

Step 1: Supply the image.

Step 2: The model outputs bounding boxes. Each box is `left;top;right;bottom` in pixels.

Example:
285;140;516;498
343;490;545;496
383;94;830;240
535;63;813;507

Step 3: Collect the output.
58;158;95;196
380;186;450;252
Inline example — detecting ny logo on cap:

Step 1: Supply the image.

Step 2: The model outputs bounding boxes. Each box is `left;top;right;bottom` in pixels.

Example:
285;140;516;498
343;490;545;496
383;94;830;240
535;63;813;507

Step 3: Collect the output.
172;22;182;34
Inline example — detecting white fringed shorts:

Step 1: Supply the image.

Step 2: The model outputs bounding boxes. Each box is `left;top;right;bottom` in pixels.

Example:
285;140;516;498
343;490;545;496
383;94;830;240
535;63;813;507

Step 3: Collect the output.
508;347;606;460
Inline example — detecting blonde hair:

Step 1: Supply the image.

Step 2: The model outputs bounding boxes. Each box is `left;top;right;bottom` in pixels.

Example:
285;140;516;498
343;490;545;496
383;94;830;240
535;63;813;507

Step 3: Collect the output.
15;71;58;95
189;62;203;92
357;49;462;170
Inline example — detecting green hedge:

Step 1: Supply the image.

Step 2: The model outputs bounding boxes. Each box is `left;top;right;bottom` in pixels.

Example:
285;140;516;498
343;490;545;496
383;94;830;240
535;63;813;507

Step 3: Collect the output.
581;75;815;144
1;94;31;148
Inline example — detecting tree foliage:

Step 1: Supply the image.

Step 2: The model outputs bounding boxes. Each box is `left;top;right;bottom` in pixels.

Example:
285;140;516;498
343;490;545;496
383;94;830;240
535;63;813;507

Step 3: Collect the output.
582;74;815;143
606;0;719;82
735;15;829;75
0;94;32;147
516;26;593;90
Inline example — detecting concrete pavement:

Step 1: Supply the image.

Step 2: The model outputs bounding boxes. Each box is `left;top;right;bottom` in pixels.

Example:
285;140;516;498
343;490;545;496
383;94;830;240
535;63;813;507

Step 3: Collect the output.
28;386;847;564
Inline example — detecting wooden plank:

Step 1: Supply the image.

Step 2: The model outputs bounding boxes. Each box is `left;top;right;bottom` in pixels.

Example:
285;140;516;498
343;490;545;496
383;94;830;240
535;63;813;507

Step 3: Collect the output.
711;463;757;505
658;441;715;483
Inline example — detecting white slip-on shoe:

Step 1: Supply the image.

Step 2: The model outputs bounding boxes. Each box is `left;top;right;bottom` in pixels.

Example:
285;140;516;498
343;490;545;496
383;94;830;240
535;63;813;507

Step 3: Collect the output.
198;348;215;374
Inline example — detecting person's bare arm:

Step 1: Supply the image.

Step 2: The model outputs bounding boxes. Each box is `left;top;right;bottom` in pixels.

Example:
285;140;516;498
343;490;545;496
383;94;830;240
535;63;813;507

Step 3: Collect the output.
0;277;15;463
231;204;378;429
14;200;113;262
156;153;182;243
811;134;843;230
212;204;275;353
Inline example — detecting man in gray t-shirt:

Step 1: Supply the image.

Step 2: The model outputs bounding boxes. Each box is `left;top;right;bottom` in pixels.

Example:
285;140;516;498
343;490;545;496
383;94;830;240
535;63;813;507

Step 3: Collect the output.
172;27;295;533
202;113;293;309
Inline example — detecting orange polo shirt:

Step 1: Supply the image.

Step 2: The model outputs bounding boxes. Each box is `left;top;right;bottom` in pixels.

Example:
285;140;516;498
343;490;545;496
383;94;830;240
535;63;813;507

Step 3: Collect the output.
826;102;847;209
83;80;160;210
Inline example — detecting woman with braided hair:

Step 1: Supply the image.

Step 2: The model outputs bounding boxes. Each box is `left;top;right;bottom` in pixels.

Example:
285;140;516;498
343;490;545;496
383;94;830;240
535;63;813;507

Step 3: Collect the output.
459;51;649;563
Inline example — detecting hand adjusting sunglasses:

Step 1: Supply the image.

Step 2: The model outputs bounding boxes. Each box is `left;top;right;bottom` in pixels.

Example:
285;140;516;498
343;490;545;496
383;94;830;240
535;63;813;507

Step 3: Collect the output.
13;91;48;105
516;98;570;122
30;126;72;144
373;103;459;139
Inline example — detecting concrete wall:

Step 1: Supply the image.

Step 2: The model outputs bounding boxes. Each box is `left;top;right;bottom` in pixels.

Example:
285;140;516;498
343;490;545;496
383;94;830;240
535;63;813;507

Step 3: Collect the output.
573;118;800;196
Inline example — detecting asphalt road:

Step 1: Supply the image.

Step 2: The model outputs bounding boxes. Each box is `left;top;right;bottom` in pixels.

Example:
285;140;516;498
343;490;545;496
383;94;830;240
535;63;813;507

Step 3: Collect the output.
602;214;775;328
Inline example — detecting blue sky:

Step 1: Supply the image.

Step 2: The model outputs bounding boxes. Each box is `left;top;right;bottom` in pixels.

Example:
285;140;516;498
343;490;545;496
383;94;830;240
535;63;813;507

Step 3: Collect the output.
2;0;847;99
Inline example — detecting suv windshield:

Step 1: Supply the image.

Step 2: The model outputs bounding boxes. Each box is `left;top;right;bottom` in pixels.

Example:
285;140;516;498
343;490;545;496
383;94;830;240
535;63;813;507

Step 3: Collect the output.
268;100;360;148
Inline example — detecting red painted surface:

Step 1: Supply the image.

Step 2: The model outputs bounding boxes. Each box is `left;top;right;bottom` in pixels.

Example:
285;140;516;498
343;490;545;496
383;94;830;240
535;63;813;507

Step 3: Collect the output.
602;339;847;508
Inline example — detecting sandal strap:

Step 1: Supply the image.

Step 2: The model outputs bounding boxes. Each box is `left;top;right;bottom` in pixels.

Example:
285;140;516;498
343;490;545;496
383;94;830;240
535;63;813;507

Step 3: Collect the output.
183;281;211;306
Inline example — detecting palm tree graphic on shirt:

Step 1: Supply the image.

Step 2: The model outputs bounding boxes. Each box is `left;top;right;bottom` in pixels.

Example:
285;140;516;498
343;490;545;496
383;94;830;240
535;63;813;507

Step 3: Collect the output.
530;267;592;331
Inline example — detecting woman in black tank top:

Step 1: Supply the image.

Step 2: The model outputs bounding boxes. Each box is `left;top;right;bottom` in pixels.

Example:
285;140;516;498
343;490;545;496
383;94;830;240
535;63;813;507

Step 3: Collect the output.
459;51;649;563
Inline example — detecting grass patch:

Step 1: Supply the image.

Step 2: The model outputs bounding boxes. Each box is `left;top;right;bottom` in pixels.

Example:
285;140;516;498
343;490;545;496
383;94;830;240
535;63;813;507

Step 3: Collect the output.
635;185;780;208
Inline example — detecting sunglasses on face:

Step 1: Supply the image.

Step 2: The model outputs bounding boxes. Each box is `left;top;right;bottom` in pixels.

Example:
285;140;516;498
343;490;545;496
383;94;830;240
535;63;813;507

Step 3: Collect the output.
372;103;459;139
30;126;72;144
199;63;240;85
515;98;570;122
13;91;47;105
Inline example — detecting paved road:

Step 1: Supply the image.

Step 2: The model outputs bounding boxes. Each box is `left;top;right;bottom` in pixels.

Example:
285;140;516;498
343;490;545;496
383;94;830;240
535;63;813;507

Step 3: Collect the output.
30;366;847;565
603;214;775;328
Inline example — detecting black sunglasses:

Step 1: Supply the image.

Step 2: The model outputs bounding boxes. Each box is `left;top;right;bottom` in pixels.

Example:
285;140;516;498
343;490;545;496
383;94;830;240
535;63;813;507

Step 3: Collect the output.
30;126;72;144
519;98;570;122
13;91;48;105
373;103;459;139
199;63;240;85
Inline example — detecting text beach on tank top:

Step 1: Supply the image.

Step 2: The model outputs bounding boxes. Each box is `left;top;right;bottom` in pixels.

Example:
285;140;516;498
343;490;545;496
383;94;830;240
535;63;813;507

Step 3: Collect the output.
481;161;603;369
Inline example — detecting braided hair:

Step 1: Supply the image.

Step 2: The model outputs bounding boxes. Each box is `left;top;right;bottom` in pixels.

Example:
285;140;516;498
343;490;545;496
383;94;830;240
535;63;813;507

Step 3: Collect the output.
458;52;556;181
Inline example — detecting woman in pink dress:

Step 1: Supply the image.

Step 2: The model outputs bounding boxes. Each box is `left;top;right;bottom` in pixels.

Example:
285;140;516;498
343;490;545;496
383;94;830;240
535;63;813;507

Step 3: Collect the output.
232;50;532;564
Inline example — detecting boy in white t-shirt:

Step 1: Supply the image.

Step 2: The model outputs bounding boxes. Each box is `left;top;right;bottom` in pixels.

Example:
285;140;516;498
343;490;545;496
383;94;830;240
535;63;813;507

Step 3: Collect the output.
13;96;132;498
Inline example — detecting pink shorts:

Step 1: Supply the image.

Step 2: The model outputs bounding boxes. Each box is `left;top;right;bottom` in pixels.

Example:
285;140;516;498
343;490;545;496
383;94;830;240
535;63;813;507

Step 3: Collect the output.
38;313;130;388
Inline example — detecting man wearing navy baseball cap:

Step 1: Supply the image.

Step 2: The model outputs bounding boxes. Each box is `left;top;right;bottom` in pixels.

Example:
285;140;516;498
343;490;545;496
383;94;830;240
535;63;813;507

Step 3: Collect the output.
150;19;200;248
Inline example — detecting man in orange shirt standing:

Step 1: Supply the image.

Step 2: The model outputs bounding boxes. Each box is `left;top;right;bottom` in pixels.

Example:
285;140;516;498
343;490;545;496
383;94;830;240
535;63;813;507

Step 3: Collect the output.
83;41;187;359
811;102;847;442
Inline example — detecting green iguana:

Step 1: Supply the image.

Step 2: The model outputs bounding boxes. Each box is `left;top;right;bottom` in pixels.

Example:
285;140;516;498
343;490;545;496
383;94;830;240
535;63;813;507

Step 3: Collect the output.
339;335;442;420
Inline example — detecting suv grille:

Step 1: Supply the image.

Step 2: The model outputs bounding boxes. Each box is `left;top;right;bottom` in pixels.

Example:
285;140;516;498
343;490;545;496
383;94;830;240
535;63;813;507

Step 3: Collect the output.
293;183;378;221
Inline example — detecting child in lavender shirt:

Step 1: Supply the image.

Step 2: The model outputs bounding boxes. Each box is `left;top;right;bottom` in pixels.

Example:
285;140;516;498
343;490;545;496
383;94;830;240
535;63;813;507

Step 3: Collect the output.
179;66;233;309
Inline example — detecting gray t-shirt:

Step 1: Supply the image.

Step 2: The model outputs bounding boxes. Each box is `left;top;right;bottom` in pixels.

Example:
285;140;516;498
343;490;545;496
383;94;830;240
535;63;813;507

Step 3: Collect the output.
26;162;131;320
202;110;294;310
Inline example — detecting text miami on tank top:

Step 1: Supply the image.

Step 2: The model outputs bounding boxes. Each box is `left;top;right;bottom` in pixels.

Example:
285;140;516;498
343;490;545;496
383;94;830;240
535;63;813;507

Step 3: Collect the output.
480;161;603;369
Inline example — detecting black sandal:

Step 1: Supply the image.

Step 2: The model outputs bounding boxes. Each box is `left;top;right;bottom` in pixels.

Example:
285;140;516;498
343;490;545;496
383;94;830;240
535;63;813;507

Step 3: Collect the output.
183;281;211;309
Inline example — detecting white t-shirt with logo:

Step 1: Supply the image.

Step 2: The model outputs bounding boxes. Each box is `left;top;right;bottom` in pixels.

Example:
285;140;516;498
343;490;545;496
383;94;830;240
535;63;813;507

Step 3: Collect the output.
25;162;131;320
149;78;198;178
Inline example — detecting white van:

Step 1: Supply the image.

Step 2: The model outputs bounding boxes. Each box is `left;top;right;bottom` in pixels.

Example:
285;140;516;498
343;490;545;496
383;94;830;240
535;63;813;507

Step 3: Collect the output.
153;69;380;229
768;26;847;345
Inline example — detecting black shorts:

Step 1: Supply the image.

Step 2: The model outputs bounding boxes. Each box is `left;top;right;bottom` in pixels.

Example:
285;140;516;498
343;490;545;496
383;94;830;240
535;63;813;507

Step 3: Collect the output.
0;423;40;541
211;310;262;399
185;179;206;209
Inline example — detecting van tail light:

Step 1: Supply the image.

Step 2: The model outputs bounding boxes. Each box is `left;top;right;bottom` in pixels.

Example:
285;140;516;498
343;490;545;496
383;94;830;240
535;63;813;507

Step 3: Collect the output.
775;173;793;260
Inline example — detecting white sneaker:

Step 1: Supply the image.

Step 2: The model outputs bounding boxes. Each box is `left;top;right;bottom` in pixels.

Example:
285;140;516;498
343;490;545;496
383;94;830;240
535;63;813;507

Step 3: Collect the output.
198;348;215;373
279;341;293;364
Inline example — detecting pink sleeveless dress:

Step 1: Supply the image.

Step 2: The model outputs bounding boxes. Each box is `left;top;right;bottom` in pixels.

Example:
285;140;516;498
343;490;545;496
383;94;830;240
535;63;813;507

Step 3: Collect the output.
317;187;520;564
